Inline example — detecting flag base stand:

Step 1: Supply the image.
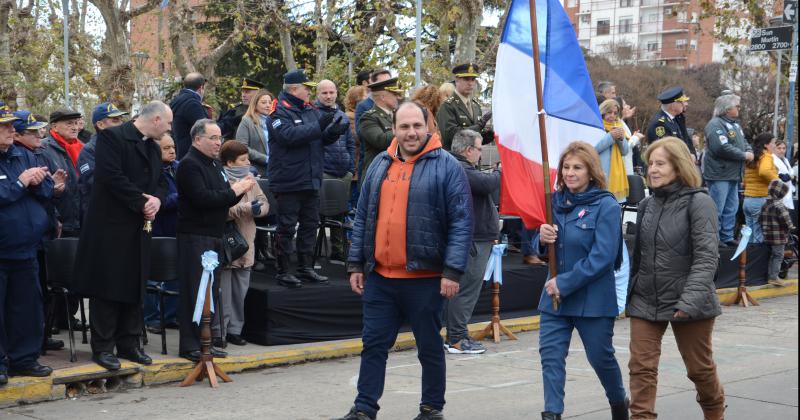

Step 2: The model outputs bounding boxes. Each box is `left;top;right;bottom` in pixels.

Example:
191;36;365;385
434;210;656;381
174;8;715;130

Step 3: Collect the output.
723;249;759;307
180;283;232;388
473;281;518;343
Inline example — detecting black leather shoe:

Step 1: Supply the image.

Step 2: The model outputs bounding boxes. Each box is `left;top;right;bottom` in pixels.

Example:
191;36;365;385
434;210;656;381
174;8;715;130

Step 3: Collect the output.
45;338;65;351
331;406;374;420
211;347;228;358
0;372;7;386
276;272;303;289
180;350;201;363
296;268;329;284
226;334;247;346
9;362;53;377
117;348;153;365
92;352;121;371
413;405;444;420
541;412;561;420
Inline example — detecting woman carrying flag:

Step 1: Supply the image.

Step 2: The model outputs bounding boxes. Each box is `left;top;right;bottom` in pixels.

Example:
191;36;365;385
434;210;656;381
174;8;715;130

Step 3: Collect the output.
535;142;629;420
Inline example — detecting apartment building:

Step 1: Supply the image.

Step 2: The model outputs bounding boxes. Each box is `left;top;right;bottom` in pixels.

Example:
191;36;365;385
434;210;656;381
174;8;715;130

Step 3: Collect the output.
563;0;721;68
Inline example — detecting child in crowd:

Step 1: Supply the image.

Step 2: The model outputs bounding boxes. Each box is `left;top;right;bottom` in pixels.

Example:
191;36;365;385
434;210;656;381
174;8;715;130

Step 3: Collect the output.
759;179;795;287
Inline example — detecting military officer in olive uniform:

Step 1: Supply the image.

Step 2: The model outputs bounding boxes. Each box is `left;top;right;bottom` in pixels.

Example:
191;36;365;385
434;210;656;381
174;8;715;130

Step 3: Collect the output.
358;77;403;176
645;86;695;155
218;78;265;139
437;63;493;150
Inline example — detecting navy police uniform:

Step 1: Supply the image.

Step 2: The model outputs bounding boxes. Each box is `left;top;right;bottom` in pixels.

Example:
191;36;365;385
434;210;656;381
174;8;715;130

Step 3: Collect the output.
645;86;695;155
0;110;54;380
268;70;348;288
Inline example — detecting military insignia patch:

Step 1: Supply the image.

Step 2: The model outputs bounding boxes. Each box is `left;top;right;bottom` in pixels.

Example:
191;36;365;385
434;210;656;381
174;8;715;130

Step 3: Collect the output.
655;126;665;137
728;130;736;137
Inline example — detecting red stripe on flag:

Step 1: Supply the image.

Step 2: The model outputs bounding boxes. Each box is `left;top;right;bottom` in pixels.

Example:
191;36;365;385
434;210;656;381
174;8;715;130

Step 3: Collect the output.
497;143;557;230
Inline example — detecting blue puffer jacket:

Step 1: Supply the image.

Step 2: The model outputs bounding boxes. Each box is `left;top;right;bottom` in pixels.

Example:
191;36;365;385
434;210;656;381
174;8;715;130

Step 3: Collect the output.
267;92;339;193
348;137;474;281
316;101;355;177
0;144;54;259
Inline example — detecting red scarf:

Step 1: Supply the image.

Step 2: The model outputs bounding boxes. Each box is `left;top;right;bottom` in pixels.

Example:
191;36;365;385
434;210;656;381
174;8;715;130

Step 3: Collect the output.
50;128;83;169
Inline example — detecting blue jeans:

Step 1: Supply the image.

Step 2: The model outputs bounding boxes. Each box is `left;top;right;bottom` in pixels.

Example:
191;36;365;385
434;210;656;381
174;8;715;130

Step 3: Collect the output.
143;280;179;327
706;180;739;243
743;197;767;244
0;258;44;371
354;272;446;418
520;228;536;256
539;312;626;414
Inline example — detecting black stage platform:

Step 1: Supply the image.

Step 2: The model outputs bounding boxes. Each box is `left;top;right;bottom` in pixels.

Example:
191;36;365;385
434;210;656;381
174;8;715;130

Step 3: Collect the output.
242;243;770;346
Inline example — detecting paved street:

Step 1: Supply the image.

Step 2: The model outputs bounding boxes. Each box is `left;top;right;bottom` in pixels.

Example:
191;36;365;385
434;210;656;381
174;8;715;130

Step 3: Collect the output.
3;295;797;420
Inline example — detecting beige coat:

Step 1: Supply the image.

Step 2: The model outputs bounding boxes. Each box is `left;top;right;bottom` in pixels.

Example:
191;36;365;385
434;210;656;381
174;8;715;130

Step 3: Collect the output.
227;180;269;268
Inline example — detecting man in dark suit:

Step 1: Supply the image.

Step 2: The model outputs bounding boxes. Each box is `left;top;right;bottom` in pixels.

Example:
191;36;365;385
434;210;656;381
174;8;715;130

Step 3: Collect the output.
176;119;256;362
170;73;208;159
73;101;172;371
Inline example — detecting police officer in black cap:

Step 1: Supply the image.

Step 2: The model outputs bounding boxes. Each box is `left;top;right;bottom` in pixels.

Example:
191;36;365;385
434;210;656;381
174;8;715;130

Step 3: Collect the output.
437;63;493;150
218;78;266;140
646;86;695;155
268;69;349;288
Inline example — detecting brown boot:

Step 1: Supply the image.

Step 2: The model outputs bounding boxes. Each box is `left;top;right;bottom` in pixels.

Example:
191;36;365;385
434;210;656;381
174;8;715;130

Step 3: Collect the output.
523;255;547;265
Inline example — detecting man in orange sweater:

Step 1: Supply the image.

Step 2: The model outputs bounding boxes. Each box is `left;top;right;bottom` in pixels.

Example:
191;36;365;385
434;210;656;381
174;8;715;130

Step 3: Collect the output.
333;102;473;420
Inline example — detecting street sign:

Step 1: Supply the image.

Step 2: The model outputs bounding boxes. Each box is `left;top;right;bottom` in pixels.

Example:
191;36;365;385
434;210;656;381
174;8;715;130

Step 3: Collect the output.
790;60;798;83
785;0;797;24
750;26;794;51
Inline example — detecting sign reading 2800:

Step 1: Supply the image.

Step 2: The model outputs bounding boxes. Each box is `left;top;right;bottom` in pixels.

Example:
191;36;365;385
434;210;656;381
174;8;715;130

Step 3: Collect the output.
750;26;794;51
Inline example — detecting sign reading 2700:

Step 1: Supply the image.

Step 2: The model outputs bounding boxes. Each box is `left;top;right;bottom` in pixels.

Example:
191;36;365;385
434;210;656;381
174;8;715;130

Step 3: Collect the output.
750;26;794;51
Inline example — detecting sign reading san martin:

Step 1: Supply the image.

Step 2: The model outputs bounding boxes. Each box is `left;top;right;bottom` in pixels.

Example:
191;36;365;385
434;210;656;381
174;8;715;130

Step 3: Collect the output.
750;26;794;51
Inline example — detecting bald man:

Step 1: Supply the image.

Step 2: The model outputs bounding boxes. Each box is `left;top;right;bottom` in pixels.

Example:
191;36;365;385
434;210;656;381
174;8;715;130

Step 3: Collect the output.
315;80;355;262
170;72;208;158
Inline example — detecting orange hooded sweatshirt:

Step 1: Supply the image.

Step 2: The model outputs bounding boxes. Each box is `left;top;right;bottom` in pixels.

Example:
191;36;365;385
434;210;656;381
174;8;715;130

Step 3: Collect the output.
373;133;443;279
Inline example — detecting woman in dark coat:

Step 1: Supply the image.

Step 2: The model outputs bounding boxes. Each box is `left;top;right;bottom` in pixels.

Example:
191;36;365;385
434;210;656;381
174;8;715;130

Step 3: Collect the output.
627;136;724;420
73;102;171;370
536;141;628;420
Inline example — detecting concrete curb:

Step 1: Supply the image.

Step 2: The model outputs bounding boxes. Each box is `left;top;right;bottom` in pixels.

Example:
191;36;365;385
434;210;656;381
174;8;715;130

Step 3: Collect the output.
2;279;796;408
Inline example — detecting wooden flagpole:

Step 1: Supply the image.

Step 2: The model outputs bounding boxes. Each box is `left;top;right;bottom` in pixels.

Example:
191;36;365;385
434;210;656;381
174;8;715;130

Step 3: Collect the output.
528;0;559;310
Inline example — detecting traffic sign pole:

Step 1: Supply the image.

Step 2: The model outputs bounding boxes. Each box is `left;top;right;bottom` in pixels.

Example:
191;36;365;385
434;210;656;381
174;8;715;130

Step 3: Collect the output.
785;27;797;162
774;51;782;137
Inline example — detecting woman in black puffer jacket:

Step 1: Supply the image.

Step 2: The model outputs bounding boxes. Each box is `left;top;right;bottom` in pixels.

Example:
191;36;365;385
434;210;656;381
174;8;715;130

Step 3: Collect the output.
627;137;725;420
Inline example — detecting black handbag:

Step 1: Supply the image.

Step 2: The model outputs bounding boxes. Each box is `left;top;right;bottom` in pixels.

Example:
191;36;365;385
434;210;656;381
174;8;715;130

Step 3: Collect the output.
222;221;249;265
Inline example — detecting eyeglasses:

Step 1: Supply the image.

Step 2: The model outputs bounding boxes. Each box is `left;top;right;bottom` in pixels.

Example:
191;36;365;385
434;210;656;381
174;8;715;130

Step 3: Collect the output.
471;145;483;152
200;135;222;142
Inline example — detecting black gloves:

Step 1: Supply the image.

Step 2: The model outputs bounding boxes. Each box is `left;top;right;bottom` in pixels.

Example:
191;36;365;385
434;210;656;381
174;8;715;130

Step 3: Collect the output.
326;115;349;137
318;111;335;131
778;173;791;183
479;111;493;128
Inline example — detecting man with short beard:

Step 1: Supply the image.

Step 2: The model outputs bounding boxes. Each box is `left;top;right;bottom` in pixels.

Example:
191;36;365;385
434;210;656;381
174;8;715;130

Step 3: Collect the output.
333;101;473;420
315;79;355;262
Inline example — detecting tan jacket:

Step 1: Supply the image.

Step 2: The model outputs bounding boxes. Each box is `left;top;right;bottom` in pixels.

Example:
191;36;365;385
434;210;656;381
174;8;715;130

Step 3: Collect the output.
227;181;268;268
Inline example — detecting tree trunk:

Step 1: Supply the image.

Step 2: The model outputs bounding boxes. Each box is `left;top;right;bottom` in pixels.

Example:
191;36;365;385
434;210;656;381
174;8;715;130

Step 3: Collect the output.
0;0;15;104
453;0;482;65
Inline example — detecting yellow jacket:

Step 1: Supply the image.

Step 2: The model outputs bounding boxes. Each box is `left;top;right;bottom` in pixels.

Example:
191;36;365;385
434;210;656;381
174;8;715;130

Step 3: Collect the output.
744;152;778;197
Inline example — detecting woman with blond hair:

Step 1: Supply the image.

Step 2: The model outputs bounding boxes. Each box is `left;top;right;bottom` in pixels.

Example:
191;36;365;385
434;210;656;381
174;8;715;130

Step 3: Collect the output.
596;98;631;202
536;141;628;420
235;89;274;177
628;136;724;420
